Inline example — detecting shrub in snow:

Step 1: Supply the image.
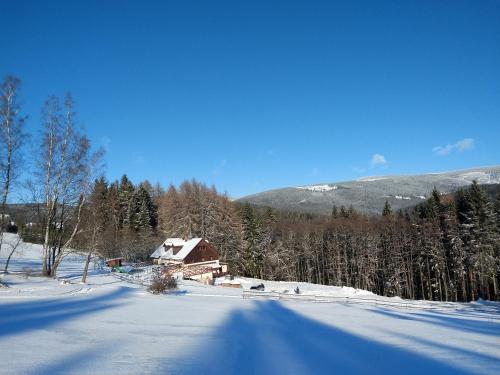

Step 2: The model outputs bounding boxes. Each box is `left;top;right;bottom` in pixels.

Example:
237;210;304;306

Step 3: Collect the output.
148;277;177;294
148;267;177;294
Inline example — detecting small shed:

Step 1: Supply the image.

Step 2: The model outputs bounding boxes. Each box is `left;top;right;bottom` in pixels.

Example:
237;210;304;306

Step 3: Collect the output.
106;258;124;268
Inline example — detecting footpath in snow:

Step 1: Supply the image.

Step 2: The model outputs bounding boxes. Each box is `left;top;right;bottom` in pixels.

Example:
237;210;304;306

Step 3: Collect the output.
1;233;499;375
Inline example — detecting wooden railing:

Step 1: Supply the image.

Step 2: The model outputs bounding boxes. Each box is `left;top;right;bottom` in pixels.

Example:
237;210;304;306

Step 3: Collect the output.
242;290;461;311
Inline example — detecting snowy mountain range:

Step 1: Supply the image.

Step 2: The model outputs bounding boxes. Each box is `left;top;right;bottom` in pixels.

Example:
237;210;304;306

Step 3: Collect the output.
238;165;500;215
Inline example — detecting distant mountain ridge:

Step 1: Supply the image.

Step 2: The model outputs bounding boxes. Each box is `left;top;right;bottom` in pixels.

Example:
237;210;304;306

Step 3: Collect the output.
237;166;500;215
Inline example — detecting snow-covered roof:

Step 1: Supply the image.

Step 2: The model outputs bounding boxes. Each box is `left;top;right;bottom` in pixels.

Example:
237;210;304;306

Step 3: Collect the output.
150;238;203;261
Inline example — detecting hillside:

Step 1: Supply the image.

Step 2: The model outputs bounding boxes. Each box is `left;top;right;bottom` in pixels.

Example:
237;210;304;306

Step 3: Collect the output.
238;166;500;215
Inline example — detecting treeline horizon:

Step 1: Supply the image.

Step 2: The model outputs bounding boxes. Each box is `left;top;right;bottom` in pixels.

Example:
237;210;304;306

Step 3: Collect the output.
1;75;499;302
11;174;500;303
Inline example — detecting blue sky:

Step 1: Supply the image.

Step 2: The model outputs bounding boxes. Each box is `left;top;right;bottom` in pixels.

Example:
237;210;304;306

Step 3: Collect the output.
1;1;499;198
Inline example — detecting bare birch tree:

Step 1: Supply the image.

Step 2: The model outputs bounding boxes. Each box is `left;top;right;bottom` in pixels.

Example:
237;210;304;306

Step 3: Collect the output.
32;93;102;277
0;75;27;267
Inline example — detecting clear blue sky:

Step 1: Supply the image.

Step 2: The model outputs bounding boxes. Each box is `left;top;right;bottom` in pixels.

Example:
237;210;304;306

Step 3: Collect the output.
1;1;499;198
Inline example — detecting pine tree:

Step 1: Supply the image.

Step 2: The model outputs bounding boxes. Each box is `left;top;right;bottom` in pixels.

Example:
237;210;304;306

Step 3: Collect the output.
495;191;500;294
240;203;261;278
91;177;109;229
106;181;121;250
439;198;466;301
427;188;454;301
382;201;393;217
415;188;441;219
118;175;135;228
458;181;498;300
129;185;157;232
260;207;276;279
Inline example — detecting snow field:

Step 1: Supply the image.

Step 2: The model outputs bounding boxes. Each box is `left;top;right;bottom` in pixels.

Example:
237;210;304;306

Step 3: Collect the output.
1;234;499;374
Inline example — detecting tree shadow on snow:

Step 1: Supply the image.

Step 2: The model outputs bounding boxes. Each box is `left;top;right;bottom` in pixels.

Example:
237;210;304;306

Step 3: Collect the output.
28;344;114;375
171;290;189;296
0;287;132;338
368;308;500;337
166;300;473;375
384;330;500;366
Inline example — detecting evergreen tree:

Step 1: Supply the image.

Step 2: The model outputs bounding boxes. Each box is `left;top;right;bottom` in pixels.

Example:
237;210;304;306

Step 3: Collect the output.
129;185;157;232
118;175;135;228
415;188;441;219
382;201;393;217
260;207;277;278
495;192;500;231
458;181;498;299
106;181;121;250
91;177;109;230
438;197;466;301
240;203;261;278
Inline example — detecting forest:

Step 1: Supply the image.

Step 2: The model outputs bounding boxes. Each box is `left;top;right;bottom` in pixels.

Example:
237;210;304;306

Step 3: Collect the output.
238;182;500;302
1;75;499;302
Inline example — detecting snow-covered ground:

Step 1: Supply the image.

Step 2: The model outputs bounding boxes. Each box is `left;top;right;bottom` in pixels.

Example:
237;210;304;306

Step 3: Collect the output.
1;233;499;374
296;184;337;192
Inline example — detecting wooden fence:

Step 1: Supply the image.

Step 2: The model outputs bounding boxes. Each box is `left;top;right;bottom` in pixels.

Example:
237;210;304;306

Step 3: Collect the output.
242;290;461;311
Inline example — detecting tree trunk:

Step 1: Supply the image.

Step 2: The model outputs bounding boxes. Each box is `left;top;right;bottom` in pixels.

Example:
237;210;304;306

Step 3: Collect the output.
42;202;56;276
82;252;93;283
49;196;85;277
4;243;18;273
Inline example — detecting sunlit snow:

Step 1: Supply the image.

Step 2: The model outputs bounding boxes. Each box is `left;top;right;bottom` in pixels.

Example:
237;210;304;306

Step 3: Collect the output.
296;184;337;192
1;233;499;375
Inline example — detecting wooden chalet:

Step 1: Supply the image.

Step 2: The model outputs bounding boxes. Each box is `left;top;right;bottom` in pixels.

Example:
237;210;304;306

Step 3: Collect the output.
150;238;228;283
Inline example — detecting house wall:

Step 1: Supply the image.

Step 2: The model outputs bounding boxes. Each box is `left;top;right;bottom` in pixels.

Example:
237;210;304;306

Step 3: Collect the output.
158;259;182;266
183;240;219;264
190;271;215;284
